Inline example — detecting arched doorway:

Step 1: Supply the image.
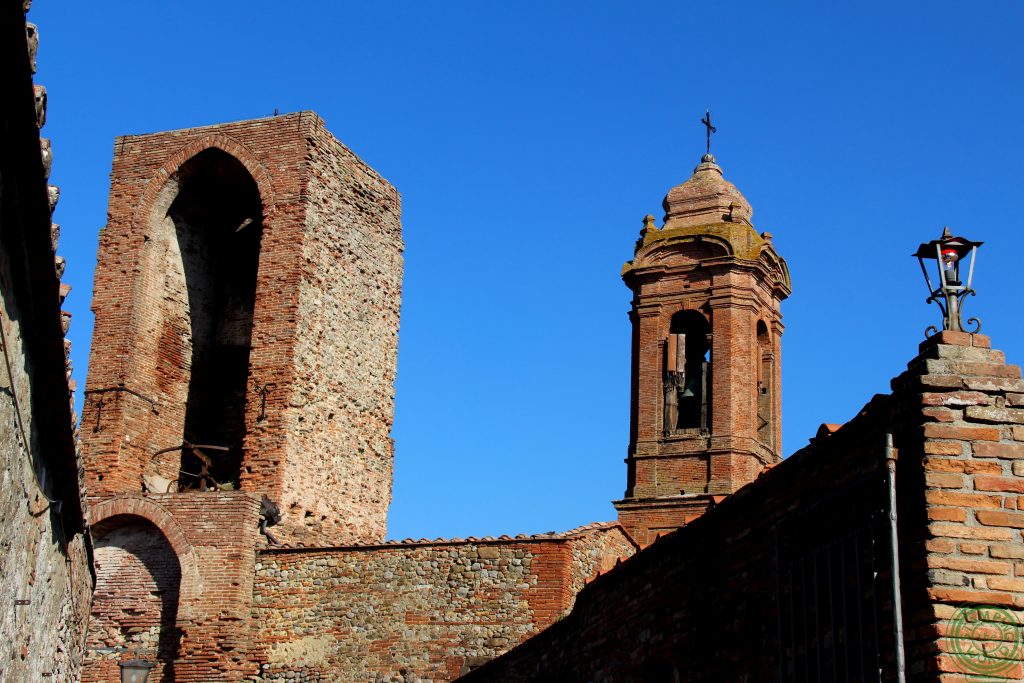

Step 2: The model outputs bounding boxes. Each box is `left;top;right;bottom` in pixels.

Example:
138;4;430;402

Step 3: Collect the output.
83;516;183;682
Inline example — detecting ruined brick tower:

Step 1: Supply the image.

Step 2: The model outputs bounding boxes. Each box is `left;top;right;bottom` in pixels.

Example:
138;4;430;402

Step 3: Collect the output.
614;153;791;544
79;113;402;680
82;112;402;544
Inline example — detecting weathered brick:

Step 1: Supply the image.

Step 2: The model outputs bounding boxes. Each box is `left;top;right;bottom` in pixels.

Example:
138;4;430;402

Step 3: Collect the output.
926;538;956;554
977;510;1024;528
965;406;1024;425
915;374;966;391
928;507;968;522
923;407;960;423
933;360;1022;379
924;441;968;456
975;476;1024;494
924;423;1001;441
929;523;1014;541
987;576;1024;592
930;555;1012;575
922;391;992;407
974;442;1024;459
958;542;988;555
923;331;972;348
925;472;966;489
964;376;1024;393
990;545;1024;560
926;490;1004;509
924;457;1002;474
926;587;1015;607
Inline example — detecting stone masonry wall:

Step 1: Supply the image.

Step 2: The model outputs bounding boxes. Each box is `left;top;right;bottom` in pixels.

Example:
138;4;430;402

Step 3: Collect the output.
283;115;403;545
0;3;93;681
463;333;1024;682
252;524;634;682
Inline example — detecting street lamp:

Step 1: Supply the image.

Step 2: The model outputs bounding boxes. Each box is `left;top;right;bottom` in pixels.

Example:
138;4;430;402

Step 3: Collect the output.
118;659;154;683
914;227;982;336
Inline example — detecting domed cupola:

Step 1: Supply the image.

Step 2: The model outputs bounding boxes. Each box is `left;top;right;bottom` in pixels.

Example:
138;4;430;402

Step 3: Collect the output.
662;153;753;229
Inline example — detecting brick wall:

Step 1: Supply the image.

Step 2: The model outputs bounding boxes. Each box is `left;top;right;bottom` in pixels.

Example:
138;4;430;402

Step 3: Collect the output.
462;333;1024;682
892;331;1024;680
252;524;634;681
83;493;262;682
84;518;183;682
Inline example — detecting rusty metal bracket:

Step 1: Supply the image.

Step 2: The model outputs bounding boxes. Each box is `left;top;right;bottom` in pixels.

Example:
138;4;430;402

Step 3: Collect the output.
85;384;159;431
253;381;275;421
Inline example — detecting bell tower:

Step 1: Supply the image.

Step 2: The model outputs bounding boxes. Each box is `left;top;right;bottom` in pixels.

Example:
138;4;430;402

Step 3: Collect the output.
614;151;791;545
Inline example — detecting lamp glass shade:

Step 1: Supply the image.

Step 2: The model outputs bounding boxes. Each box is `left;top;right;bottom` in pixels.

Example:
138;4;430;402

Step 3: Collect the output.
119;659;154;683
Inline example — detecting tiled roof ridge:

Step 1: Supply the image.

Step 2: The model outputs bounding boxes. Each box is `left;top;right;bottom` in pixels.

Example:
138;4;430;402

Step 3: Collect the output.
260;520;623;552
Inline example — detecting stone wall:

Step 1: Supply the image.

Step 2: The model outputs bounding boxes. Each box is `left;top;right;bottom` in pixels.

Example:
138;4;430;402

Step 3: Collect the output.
0;3;93;680
284;118;403;544
462;333;1024;682
252;524;634;681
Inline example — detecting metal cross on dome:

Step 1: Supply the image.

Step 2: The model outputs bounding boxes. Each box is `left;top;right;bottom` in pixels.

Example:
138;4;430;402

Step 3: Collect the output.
701;110;716;155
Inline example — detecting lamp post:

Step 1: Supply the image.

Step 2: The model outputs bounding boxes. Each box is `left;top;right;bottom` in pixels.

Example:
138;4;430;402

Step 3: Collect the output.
118;659;154;683
914;227;982;336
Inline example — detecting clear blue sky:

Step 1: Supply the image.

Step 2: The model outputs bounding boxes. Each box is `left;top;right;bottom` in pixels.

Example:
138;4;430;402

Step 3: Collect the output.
33;1;1024;540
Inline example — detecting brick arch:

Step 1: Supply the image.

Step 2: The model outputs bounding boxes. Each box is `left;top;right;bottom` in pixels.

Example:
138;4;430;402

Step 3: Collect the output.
88;496;201;613
130;133;277;234
666;306;710;324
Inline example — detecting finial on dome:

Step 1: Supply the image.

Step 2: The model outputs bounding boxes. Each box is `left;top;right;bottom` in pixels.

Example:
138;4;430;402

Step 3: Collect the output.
701;153;716;164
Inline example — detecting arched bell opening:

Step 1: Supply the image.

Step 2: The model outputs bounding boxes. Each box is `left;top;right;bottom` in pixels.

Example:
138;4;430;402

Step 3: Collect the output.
664;310;711;434
756;320;774;449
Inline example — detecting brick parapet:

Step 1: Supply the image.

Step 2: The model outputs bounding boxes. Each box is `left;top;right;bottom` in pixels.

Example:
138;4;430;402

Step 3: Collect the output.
888;332;1024;680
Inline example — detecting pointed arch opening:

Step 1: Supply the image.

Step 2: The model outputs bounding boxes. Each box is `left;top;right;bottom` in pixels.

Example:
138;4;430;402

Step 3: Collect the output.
150;147;263;490
664;310;711;434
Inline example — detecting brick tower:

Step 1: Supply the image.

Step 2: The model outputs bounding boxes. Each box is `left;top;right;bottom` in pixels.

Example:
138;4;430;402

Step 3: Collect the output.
614;153;791;544
81;112;402;545
79;113;402;680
